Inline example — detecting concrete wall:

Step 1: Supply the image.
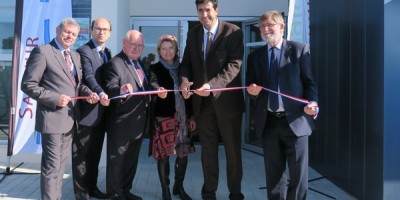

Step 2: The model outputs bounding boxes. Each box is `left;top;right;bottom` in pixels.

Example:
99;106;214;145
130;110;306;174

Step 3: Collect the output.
92;0;131;54
92;0;288;58
130;0;287;17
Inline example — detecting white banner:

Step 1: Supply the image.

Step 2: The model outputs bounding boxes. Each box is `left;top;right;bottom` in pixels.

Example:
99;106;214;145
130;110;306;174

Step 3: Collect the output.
13;0;72;155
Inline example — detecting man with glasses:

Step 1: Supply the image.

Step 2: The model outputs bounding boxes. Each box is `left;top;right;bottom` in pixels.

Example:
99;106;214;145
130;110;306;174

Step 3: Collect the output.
102;30;151;200
246;10;318;199
72;17;112;199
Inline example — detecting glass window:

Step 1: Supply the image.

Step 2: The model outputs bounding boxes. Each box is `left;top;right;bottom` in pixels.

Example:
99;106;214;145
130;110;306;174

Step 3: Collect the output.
0;1;15;138
0;1;16;55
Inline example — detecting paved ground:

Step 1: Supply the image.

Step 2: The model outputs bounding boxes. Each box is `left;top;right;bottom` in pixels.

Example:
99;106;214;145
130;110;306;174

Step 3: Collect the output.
0;139;357;200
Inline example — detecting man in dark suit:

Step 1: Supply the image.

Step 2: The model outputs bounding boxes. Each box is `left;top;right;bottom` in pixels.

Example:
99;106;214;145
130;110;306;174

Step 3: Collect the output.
246;11;318;200
72;17;112;199
179;1;245;199
102;30;151;200
21;18;99;200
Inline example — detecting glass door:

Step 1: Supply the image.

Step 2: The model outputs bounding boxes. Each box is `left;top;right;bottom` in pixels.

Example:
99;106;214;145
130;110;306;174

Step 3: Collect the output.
242;18;265;154
133;20;188;74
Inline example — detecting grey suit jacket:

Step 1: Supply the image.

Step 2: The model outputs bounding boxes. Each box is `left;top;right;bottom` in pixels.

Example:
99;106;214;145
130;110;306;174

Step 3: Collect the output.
21;39;92;133
77;40;112;126
246;39;318;137
179;19;245;119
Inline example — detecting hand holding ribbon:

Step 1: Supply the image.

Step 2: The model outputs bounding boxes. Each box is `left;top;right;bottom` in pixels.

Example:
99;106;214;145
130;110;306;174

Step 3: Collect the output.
194;83;211;97
180;82;193;99
157;87;168;99
99;92;110;106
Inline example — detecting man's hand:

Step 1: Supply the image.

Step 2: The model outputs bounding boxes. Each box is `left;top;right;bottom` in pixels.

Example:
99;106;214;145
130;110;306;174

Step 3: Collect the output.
120;83;133;94
86;92;99;104
304;101;318;116
180;82;193;99
194;83;210;97
247;84;262;96
157;87;168;99
57;94;71;107
99;92;110;106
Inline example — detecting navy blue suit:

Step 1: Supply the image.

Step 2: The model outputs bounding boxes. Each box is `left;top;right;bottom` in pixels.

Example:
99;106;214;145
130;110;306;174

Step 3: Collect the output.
246;39;318;199
72;39;111;199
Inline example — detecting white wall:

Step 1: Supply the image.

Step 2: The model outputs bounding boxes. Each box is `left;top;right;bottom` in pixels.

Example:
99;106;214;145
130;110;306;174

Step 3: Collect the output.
130;0;288;17
92;0;131;55
92;0;288;55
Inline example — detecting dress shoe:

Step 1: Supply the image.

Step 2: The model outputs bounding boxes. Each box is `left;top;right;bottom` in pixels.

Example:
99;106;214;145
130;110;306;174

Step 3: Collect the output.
125;192;143;200
89;188;109;199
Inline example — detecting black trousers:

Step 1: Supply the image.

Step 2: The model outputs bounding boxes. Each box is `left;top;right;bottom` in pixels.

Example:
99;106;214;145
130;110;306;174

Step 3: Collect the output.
262;115;308;200
197;100;244;200
72;118;106;199
106;134;142;198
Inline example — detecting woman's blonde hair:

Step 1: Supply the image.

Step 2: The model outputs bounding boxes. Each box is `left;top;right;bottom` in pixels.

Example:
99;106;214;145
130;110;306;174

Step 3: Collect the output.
157;34;179;58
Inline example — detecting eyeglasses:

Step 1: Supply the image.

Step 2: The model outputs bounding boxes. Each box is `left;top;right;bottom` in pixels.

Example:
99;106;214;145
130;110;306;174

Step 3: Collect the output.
128;42;145;50
93;27;110;33
259;23;277;29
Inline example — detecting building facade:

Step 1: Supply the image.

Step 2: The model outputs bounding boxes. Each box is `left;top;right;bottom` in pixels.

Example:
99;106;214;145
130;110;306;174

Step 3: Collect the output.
0;0;288;151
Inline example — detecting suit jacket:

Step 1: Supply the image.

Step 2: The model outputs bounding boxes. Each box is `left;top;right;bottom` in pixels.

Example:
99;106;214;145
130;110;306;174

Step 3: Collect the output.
246;39;318;137
77;40;112;126
179;19;244;119
102;50;152;139
21;39;92;133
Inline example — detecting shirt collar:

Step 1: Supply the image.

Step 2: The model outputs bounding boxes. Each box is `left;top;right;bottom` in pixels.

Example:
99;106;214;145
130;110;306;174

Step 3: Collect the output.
268;39;283;51
91;39;103;52
203;19;219;36
54;38;69;52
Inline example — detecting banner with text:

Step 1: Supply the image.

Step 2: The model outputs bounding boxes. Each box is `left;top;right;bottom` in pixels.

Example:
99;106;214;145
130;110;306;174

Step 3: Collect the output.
12;0;72;155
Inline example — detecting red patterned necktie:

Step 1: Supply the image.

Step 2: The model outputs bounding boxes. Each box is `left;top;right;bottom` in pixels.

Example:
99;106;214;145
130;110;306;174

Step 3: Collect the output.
63;50;77;85
133;60;144;85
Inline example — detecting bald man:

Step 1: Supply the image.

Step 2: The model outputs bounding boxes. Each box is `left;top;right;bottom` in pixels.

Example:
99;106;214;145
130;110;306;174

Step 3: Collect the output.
72;17;112;199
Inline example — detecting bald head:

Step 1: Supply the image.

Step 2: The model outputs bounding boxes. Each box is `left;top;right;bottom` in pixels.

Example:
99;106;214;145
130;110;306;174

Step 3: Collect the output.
91;17;112;47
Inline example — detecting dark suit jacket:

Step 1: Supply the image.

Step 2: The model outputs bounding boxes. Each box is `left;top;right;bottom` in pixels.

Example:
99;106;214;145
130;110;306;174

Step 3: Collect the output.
179;19;244;119
246;39;318;137
21;39;92;133
77;40;112;126
102;50;152;139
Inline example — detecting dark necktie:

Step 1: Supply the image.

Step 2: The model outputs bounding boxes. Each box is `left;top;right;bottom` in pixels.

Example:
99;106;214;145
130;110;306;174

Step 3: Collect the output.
269;47;279;111
99;49;106;64
203;31;212;82
63;50;77;85
205;31;212;58
133;60;145;85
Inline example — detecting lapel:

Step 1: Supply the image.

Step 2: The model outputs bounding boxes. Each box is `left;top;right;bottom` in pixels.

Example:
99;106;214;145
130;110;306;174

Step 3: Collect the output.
70;50;81;83
197;27;205;64
121;51;143;88
280;39;291;72
105;47;112;61
208;19;224;56
50;40;77;87
88;40;104;67
256;45;269;85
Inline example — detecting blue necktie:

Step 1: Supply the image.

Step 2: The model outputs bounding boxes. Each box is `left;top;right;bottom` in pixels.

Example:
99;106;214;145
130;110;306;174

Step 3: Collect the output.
269;47;279;111
99;49;106;64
